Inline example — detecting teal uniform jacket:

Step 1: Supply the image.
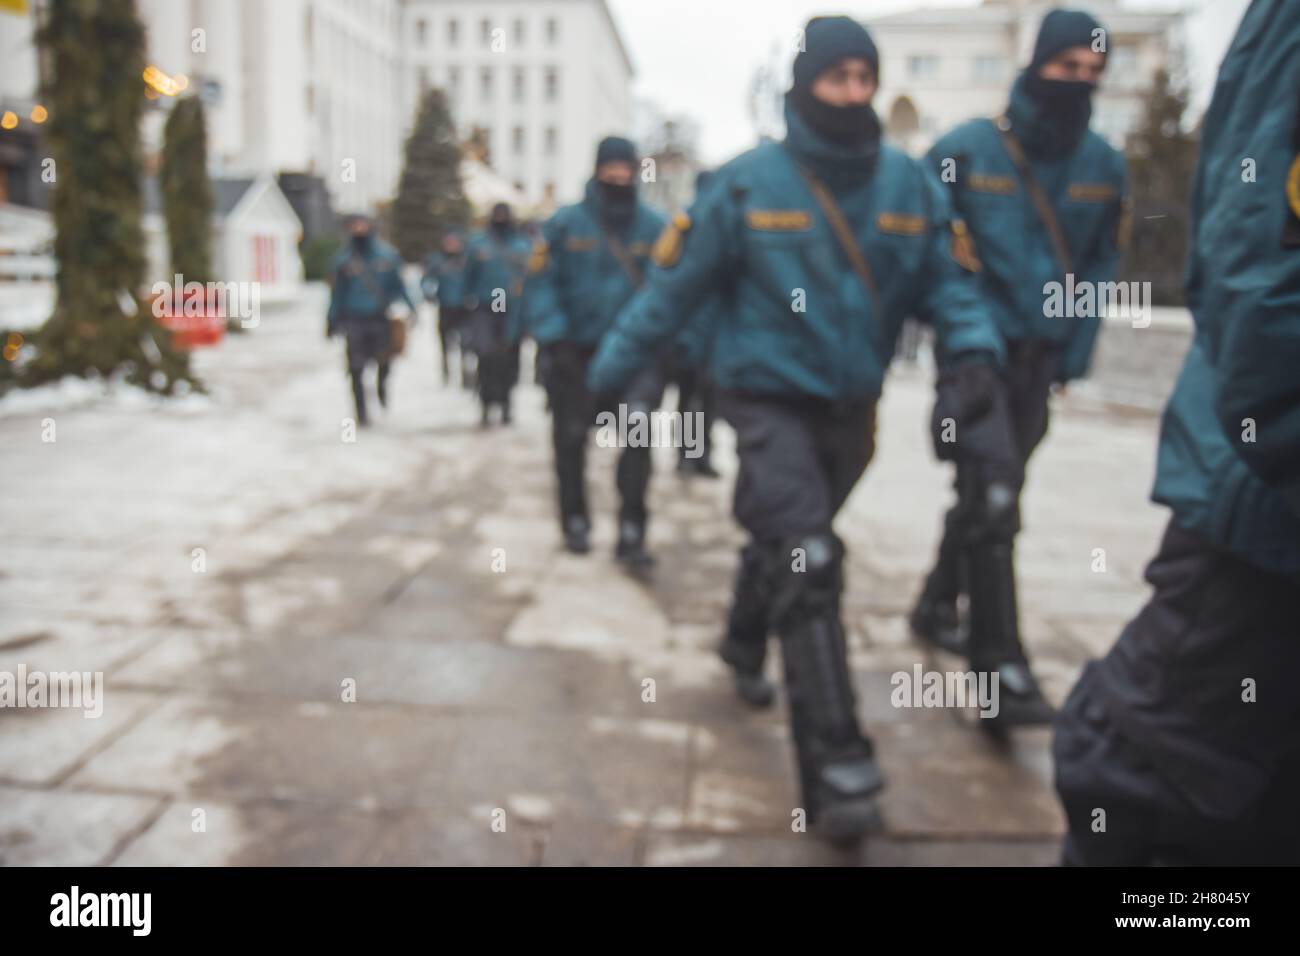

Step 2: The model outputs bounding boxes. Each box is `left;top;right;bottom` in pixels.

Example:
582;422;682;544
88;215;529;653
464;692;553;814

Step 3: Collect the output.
326;239;415;330
588;98;1004;401
674;290;725;368
462;229;533;340
1151;0;1300;575
672;170;727;368
927;75;1127;382
421;250;469;308
523;180;667;347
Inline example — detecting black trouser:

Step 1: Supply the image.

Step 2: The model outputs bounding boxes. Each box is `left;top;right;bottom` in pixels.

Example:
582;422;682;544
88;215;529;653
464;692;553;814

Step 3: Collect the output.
1054;520;1300;865
664;350;715;466
469;310;515;411
343;317;391;423
547;344;664;530
922;340;1057;607
437;305;469;383
718;391;877;671
718;390;880;817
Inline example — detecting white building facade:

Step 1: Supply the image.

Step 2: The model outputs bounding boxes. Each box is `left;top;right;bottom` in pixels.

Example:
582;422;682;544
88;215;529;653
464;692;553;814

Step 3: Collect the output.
137;0;406;214
400;0;635;206
865;0;1183;156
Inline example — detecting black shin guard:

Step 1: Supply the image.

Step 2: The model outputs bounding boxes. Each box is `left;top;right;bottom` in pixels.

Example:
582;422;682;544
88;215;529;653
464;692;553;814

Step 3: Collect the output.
720;543;770;675
769;534;883;826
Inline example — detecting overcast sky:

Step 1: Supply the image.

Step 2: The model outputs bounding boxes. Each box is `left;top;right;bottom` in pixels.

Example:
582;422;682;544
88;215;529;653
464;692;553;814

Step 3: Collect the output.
606;0;1252;165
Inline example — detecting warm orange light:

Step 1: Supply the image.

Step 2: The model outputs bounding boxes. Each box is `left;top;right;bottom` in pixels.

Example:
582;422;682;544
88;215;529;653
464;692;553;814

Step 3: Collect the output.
0;111;18;130
143;65;181;97
30;104;47;123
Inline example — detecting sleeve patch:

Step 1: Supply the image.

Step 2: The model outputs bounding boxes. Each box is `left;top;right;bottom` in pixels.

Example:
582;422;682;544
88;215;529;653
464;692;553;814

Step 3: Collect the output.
527;240;549;275
950;220;982;273
652;212;691;269
1287;154;1300;220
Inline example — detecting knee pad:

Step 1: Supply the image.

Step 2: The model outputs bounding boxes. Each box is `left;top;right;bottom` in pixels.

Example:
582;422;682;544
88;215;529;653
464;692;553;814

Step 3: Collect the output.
767;532;844;625
967;478;1020;544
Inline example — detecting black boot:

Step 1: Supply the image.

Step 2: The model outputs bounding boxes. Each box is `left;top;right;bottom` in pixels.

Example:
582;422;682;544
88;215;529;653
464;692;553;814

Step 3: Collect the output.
562;515;590;555
718;543;775;709
349;369;368;428
966;477;1053;729
615;519;654;570
912;503;969;655
910;593;968;656
772;534;884;844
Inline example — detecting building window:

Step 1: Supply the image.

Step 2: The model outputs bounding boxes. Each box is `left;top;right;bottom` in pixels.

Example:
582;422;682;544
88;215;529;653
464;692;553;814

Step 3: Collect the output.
907;54;939;79
512;126;525;155
447;18;459;47
514;18;525;46
973;55;1004;84
544;66;559;102
416;18;427;46
544;125;558;155
480;67;494;102
546;18;559;46
1111;44;1138;75
544;182;556;202
419;67;430;96
512;67;525;104
481;18;492;47
448;66;461;93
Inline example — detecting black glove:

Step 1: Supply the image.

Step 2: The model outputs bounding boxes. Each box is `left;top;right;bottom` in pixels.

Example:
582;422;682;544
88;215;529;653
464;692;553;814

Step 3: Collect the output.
933;360;1000;440
930;360;1019;487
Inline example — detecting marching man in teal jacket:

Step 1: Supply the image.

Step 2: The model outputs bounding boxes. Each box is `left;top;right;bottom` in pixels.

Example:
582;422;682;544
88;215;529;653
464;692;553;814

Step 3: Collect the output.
911;9;1128;727
1053;0;1300;865
326;215;417;427
462;203;531;427
588;17;1007;842
523;137;667;567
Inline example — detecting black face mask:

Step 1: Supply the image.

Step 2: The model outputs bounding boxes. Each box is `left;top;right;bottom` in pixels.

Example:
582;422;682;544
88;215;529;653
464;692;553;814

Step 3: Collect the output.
350;234;372;252
598;180;636;206
793;84;881;147
1024;73;1095;131
490;219;512;238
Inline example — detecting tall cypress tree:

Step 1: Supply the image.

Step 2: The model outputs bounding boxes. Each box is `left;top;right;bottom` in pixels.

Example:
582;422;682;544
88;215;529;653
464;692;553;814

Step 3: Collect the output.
160;95;214;286
25;0;194;392
1124;68;1198;306
392;88;470;264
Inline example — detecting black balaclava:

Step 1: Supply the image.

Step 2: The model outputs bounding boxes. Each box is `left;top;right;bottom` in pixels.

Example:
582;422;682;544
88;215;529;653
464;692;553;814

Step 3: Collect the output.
790;16;881;147
489;202;513;239
1010;9;1106;156
593;136;638;225
348;217;374;254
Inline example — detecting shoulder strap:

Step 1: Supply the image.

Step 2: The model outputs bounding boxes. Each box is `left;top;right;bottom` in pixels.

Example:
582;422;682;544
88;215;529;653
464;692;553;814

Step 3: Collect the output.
792;163;882;313
994;115;1074;276
599;227;644;289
